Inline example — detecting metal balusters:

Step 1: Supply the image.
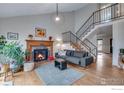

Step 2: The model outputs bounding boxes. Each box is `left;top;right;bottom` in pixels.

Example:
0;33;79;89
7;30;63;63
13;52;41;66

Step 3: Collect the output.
76;3;124;39
62;3;124;59
62;31;97;58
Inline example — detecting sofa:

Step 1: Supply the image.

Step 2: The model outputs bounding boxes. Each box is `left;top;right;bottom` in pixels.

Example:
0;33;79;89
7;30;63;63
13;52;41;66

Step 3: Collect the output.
55;50;93;67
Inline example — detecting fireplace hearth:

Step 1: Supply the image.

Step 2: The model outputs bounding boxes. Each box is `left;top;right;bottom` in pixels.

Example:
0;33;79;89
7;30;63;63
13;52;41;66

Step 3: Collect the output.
33;48;48;62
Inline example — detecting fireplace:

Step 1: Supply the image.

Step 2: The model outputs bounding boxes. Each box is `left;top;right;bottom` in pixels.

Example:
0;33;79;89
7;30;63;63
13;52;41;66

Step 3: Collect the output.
33;48;48;62
26;40;53;61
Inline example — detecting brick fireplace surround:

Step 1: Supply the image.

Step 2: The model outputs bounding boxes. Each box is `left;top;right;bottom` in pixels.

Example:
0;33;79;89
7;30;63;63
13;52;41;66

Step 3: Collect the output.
26;40;54;61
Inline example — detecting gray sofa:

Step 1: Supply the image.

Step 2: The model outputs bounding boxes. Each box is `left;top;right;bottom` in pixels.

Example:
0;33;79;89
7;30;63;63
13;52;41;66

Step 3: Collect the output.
55;50;93;67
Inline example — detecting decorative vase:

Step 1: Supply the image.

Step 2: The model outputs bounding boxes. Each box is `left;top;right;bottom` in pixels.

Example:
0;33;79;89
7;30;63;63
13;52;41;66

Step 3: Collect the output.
49;36;52;41
28;35;33;40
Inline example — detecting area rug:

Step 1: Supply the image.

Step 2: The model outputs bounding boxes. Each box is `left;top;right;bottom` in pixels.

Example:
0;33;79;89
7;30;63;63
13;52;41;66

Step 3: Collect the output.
35;63;85;85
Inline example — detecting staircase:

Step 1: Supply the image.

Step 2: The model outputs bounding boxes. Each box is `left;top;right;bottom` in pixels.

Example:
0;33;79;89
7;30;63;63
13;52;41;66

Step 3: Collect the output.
62;3;124;59
62;31;97;58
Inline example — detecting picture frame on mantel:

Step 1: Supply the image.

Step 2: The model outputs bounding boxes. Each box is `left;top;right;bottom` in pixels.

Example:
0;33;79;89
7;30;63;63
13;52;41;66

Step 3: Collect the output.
7;32;19;40
35;27;46;37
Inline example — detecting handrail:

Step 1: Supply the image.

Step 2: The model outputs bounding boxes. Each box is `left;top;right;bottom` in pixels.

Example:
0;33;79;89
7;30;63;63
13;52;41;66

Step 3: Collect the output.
62;31;90;50
76;3;123;39
85;38;96;48
94;3;118;13
62;3;123;59
76;13;94;34
63;31;91;49
78;22;94;38
62;31;97;57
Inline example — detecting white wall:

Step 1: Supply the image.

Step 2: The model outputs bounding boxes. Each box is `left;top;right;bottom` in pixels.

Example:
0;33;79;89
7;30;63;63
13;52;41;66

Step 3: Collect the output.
112;20;124;67
87;31;97;46
0;12;75;54
97;34;112;53
85;26;112;54
0;3;105;55
74;3;98;32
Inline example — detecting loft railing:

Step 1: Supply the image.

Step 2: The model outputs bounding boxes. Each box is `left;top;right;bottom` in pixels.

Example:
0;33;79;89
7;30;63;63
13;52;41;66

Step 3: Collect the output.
76;3;124;39
62;3;124;59
62;31;97;57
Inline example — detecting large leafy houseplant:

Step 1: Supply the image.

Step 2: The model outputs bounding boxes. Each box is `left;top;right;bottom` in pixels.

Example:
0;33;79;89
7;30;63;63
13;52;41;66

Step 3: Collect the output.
2;42;25;72
3;42;24;65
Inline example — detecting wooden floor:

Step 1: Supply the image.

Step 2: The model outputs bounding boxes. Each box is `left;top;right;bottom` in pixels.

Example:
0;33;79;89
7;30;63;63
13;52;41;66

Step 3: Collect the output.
0;53;124;85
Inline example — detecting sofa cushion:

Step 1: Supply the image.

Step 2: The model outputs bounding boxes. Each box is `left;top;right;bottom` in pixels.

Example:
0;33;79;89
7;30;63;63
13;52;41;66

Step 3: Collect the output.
73;51;88;58
66;57;80;65
66;50;73;56
73;51;85;58
58;50;66;56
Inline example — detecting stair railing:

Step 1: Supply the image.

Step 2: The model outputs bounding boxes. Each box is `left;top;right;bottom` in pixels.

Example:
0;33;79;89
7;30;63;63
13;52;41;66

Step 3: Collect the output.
62;31;97;58
76;3;124;39
62;3;124;59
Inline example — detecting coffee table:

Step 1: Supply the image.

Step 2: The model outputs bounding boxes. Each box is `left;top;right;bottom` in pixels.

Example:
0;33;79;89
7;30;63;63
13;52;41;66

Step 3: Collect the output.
54;58;67;70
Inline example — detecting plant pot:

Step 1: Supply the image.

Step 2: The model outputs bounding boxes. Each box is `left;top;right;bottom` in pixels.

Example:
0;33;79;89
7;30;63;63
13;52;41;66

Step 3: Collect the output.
119;55;124;69
25;56;30;62
28;35;33;40
1;64;9;73
24;62;34;72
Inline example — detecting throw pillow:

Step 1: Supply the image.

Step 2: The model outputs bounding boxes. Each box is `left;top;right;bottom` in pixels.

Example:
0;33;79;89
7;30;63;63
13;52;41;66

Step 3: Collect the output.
58;50;66;56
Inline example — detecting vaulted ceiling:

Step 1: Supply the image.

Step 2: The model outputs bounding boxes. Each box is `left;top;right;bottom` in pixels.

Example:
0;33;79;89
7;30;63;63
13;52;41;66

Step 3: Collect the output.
0;3;87;18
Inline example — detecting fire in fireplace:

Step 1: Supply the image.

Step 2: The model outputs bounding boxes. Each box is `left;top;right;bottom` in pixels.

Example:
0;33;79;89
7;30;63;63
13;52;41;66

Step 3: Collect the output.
33;48;48;62
37;53;45;60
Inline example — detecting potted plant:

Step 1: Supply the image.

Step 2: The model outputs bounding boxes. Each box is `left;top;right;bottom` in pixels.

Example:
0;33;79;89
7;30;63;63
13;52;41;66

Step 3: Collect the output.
49;36;52;41
0;35;9;74
3;41;25;72
24;49;31;62
23;49;35;72
28;34;33;40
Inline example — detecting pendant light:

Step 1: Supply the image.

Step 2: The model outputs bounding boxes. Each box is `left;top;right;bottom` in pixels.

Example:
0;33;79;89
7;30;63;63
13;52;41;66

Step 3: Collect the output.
55;3;60;21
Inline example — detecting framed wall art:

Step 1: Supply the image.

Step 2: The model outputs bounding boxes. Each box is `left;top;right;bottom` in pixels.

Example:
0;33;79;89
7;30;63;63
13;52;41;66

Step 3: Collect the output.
35;27;46;37
7;32;19;40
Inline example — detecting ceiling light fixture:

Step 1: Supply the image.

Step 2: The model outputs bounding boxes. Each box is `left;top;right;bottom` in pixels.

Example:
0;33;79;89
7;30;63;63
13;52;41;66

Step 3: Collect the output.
55;3;60;21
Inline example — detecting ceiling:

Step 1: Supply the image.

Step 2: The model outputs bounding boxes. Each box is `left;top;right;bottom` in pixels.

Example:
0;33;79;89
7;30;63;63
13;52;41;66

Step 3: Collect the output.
0;3;87;18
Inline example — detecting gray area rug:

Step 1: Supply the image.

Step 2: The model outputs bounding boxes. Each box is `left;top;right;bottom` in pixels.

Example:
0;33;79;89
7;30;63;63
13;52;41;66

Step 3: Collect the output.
35;63;85;85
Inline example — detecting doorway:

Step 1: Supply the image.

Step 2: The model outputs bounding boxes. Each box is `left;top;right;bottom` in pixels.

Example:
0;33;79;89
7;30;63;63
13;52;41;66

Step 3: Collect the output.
97;39;103;53
110;38;113;53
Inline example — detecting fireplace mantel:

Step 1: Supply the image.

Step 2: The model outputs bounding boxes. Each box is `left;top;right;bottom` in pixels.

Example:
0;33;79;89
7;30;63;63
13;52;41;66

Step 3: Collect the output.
26;40;54;61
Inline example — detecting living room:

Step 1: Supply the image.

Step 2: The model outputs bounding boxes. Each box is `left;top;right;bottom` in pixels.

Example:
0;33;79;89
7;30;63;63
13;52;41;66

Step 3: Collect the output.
0;1;124;93
0;3;92;84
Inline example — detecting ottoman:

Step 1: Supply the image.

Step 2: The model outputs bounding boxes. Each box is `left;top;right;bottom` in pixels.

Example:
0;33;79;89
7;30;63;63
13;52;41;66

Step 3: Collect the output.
54;58;67;70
